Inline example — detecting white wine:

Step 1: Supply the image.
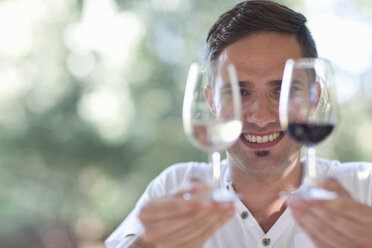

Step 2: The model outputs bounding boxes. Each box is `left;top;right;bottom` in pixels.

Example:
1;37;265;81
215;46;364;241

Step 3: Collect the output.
190;119;242;152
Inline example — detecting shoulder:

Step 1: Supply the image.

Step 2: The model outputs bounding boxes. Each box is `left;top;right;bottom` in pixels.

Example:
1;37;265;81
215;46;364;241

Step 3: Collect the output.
159;161;212;183
328;160;372;204
318;157;372;180
148;161;212;196
315;158;372;176
331;161;372;177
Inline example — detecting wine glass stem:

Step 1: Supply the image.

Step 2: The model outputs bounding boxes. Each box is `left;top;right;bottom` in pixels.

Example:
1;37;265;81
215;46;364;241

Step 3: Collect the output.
306;145;317;185
210;151;221;189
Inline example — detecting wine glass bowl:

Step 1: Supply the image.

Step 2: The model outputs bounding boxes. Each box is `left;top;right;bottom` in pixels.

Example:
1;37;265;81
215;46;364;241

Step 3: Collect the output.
279;58;338;199
183;61;242;201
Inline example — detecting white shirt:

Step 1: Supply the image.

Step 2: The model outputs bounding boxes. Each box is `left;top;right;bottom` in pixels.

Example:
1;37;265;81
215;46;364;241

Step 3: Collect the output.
105;158;372;248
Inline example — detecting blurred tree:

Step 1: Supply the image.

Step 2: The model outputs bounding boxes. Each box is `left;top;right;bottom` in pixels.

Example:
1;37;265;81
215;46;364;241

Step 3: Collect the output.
0;0;372;247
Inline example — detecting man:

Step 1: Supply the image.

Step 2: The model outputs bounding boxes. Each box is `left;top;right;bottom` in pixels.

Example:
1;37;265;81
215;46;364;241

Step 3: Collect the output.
106;1;372;247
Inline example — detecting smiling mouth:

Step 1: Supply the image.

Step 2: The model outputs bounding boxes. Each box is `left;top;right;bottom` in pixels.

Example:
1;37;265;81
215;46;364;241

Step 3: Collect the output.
240;131;284;149
243;132;283;143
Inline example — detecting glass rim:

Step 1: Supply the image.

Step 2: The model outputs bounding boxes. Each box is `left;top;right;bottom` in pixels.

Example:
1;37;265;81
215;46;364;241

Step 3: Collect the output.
285;57;332;68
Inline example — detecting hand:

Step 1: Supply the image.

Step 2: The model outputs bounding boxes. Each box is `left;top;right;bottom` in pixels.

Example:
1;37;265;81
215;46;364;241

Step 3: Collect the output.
137;182;235;248
288;178;372;248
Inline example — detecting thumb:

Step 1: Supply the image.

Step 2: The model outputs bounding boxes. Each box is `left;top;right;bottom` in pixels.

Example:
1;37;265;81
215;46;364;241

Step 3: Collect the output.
173;179;211;198
317;178;351;198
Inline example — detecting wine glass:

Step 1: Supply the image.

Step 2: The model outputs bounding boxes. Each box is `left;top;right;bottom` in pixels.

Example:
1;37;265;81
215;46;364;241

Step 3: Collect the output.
279;58;338;199
182;61;242;201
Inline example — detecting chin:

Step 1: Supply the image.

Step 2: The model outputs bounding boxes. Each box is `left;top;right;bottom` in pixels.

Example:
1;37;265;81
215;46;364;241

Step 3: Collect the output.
254;150;270;157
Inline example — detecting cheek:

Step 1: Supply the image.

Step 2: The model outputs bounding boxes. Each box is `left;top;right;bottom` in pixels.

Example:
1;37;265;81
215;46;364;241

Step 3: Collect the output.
227;138;249;157
280;135;303;154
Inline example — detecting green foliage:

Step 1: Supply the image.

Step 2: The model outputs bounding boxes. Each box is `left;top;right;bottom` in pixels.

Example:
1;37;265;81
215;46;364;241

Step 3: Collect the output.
0;0;371;247
0;0;240;246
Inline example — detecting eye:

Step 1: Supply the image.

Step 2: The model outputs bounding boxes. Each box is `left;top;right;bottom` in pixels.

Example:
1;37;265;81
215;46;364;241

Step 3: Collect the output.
240;88;251;97
290;86;301;94
271;86;281;100
290;80;305;94
221;88;233;96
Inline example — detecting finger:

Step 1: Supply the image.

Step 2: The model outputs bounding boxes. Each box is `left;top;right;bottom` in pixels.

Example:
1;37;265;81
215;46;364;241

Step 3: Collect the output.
292;209;340;248
307;197;372;224
300;199;368;246
291;199;356;248
315;205;371;247
173;181;211;198
149;201;233;244
142;200;222;242
158;203;234;247
298;198;372;247
317;178;350;198
139;197;205;222
177;209;234;248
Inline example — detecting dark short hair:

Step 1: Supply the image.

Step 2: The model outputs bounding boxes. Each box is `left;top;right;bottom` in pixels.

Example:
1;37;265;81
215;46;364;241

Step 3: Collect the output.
206;0;317;62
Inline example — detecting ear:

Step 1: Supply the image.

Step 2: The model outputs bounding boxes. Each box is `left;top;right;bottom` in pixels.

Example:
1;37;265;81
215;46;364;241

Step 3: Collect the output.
310;81;321;114
205;85;216;114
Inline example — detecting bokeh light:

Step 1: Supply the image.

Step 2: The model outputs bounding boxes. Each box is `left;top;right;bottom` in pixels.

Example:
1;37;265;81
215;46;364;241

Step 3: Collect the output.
1;0;372;247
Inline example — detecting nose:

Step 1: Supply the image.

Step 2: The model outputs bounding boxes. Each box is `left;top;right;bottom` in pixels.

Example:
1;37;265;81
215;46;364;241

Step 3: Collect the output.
243;95;278;128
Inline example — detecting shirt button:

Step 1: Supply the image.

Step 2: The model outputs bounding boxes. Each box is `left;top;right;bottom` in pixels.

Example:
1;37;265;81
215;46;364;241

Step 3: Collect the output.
262;238;270;246
240;211;249;219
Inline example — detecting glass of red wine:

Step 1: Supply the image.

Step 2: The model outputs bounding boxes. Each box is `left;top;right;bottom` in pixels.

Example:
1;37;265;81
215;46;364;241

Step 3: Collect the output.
182;61;242;201
279;58;338;199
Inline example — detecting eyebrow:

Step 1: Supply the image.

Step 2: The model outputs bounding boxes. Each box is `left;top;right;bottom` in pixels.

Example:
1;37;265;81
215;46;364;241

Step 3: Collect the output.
268;80;282;87
238;81;254;88
291;79;306;86
238;80;283;88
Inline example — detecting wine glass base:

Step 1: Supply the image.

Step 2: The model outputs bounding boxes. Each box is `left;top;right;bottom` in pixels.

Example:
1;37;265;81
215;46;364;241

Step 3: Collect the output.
183;189;241;202
279;186;337;200
212;189;241;202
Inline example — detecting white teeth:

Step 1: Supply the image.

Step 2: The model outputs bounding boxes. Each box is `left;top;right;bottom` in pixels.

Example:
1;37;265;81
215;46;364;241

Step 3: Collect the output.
243;132;281;144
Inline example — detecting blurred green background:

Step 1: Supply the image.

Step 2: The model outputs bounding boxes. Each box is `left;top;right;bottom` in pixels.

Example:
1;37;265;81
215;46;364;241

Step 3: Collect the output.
1;0;372;247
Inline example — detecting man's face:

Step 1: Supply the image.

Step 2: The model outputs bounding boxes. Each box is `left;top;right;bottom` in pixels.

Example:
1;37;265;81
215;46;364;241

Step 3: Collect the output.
220;32;303;177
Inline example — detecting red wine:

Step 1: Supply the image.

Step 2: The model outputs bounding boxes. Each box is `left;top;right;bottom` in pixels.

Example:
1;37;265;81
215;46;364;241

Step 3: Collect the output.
287;123;334;145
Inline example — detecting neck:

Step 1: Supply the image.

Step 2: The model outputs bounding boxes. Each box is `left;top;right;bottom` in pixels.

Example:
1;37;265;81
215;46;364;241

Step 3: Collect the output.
228;155;301;233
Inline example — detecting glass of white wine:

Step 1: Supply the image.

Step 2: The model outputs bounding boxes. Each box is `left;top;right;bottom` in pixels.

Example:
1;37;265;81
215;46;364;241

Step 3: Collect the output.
182;61;242;201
